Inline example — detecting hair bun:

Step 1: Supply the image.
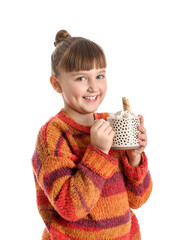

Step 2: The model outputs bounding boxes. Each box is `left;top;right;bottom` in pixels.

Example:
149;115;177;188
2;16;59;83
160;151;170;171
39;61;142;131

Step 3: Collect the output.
54;30;71;47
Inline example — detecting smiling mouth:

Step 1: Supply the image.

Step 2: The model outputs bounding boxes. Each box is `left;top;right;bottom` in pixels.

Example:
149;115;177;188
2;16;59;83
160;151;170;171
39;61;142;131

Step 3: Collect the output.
83;95;98;101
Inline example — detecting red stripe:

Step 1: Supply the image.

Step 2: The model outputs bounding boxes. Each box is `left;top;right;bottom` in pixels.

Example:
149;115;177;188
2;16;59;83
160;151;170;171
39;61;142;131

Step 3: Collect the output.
50;226;76;240
125;172;151;196
54;180;78;221
57;110;91;133
37;189;50;205
41;117;54;145
113;232;131;240
95;112;109;120
50;225;133;240
129;214;140;239
122;151;148;182
101;171;126;197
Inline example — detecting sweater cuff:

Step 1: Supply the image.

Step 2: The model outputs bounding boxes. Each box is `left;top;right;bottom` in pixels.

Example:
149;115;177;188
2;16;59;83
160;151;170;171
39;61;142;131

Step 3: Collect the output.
122;151;148;182
80;144;118;179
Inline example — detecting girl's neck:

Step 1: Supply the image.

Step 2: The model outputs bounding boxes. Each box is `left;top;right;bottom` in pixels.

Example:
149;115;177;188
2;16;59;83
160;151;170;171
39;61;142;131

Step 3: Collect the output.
63;106;94;126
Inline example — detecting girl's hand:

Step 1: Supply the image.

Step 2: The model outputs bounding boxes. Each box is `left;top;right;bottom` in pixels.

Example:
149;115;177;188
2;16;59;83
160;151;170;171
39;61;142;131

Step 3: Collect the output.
90;119;115;154
126;115;147;167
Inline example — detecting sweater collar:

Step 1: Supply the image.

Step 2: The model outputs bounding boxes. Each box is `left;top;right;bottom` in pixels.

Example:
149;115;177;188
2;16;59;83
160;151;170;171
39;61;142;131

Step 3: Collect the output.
56;108;96;133
56;109;109;133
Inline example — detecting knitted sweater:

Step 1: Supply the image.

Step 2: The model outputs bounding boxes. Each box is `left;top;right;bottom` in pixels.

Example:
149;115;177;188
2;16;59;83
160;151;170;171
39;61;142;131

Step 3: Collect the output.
32;109;152;240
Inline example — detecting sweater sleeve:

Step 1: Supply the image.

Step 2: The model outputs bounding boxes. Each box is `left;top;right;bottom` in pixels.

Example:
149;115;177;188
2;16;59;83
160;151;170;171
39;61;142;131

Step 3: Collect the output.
122;151;153;209
32;120;118;222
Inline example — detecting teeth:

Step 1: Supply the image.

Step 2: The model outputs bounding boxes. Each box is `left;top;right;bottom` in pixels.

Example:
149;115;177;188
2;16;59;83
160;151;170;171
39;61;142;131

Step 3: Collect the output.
84;96;97;100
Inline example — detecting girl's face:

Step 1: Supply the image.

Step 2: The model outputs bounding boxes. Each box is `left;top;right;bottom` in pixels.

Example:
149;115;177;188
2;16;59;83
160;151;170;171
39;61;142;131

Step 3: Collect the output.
53;67;107;116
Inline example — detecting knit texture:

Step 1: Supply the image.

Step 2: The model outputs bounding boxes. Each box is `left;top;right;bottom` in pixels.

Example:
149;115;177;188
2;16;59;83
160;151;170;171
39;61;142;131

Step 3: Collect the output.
32;109;152;240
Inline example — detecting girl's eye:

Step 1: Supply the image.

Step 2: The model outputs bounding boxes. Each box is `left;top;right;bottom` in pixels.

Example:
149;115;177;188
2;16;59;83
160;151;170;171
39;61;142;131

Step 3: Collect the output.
97;75;104;79
77;76;86;81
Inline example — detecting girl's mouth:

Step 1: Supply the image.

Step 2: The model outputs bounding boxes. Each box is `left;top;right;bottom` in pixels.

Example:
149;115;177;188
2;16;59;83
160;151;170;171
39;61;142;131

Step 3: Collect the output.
83;95;98;102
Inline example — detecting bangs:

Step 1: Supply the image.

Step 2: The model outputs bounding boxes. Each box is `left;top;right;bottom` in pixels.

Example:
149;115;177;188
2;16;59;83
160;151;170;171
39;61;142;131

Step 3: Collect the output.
59;39;107;72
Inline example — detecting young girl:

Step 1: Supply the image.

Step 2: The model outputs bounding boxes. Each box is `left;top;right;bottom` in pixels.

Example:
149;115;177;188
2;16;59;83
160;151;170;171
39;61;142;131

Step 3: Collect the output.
32;29;152;240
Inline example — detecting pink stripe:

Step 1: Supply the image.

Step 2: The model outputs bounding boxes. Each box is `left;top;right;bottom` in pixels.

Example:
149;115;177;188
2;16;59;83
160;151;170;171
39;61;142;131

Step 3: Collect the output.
101;171;126;197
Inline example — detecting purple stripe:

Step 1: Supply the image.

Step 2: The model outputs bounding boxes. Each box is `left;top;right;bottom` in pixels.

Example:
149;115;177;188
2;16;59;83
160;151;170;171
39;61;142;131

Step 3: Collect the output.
44;221;51;230
72;132;90;138
54;136;62;156
55;130;80;157
54;133;65;156
78;163;105;191
57;210;131;229
43;167;74;190
73;184;91;213
55;129;72;156
32;149;42;178
125;171;151;196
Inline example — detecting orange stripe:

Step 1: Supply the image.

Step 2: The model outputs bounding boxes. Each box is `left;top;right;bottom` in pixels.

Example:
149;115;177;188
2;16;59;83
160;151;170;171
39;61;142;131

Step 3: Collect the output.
51;220;131;240
127;179;152;209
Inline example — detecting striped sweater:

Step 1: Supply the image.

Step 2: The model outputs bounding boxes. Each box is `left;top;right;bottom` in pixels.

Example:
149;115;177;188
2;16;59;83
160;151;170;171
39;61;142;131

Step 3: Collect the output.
32;109;152;240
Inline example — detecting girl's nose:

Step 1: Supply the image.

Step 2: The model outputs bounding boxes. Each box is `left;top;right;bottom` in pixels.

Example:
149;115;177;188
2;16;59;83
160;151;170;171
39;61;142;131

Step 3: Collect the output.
87;80;98;92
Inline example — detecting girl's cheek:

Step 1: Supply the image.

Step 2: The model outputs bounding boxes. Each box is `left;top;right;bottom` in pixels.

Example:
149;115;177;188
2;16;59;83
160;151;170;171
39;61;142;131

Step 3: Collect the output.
102;80;107;92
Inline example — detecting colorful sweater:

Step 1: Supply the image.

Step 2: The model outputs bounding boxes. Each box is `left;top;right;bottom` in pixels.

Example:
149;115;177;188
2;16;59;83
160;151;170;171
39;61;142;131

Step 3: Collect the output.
32;109;152;240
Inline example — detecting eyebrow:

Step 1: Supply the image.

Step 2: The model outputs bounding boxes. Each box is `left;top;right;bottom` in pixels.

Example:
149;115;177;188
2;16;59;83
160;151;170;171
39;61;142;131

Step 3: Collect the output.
72;70;106;76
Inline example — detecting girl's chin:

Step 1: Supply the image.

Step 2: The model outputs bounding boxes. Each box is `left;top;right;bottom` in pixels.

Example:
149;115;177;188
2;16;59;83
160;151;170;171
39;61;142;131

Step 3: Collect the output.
81;103;100;113
82;107;99;114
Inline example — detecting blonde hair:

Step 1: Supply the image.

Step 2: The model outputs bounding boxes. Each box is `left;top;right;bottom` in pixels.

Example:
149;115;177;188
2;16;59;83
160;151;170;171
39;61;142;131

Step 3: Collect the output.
51;30;107;76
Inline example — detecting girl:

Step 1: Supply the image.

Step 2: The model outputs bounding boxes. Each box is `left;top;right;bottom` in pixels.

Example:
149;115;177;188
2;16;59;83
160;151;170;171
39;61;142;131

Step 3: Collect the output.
32;29;152;240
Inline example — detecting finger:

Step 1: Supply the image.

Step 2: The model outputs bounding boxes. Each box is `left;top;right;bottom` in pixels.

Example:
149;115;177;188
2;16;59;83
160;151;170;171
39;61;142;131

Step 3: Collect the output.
97;121;110;131
108;129;115;137
137;133;147;141
138;140;147;147
92;119;106;129
138;114;144;126
137;125;146;134
104;125;113;135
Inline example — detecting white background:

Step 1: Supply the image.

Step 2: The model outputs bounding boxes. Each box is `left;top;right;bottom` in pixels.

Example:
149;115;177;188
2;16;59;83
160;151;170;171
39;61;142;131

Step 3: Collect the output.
1;0;191;239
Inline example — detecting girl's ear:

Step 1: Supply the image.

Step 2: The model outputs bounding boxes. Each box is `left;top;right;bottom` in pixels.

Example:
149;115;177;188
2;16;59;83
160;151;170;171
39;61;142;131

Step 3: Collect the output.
50;75;63;93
